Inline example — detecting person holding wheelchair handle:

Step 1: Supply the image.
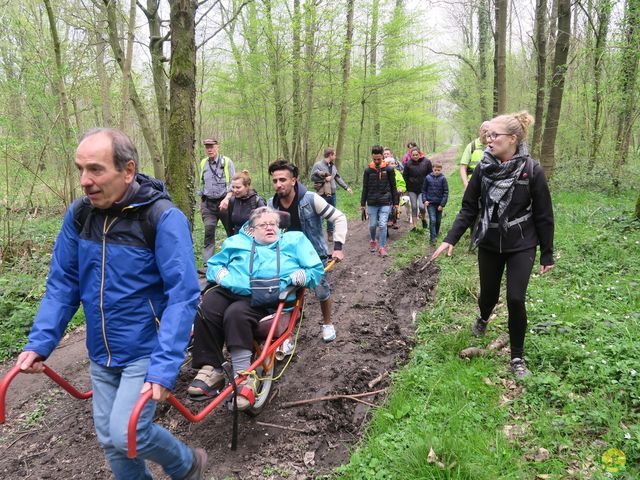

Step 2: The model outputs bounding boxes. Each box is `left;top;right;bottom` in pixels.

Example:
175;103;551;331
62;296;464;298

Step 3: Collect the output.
188;207;324;409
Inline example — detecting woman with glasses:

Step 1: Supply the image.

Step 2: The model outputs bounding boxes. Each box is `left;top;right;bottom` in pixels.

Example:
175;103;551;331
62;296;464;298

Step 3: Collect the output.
432;111;555;380
188;207;324;408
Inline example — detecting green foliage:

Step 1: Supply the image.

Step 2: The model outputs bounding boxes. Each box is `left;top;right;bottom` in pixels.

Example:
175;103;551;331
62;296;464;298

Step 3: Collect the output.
338;180;640;478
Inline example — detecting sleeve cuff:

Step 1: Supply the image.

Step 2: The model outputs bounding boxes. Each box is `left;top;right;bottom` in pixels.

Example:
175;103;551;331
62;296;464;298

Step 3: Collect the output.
333;241;343;251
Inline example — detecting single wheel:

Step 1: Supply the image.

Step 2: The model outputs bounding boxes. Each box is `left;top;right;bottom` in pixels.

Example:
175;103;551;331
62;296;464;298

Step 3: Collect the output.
246;353;276;416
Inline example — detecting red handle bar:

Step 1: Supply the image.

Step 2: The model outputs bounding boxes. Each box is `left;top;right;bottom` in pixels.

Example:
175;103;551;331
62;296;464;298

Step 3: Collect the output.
0;364;92;424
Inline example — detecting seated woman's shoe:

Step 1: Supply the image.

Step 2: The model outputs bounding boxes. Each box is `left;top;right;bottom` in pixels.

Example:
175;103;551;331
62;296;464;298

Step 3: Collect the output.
188;365;225;398
235;377;256;411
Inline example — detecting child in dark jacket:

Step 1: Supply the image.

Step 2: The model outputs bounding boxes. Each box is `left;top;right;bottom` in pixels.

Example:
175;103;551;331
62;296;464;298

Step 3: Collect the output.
421;161;449;244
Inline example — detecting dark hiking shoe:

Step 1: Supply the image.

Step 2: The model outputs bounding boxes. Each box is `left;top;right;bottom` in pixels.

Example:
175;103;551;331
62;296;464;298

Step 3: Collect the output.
471;317;488;337
510;358;531;380
327;232;334;243
188;365;225;397
183;447;207;480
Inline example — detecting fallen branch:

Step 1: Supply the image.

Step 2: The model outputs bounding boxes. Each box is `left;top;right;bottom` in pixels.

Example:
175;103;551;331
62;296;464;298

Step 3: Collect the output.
255;421;307;433
368;371;389;389
459;333;509;359
281;388;387;409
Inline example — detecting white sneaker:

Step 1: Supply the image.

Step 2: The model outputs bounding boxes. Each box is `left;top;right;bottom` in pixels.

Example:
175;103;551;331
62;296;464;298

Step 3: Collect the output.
322;324;336;343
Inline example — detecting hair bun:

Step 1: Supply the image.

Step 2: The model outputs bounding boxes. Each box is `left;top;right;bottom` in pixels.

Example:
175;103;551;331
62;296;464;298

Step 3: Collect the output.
513;111;534;132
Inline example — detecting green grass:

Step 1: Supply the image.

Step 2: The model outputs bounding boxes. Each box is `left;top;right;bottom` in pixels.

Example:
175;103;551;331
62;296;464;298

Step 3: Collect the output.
337;176;639;479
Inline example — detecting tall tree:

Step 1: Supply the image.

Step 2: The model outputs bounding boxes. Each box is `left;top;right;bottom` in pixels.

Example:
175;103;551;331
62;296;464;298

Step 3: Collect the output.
119;0;137;130
165;0;197;223
493;0;508;115
263;0;290;160
531;0;547;158
540;0;571;177
139;0;169;163
103;0;164;179
613;0;640;186
477;0;490;121
369;0;380;140
291;0;303;167
587;0;613;166
43;0;75;205
335;0;355;168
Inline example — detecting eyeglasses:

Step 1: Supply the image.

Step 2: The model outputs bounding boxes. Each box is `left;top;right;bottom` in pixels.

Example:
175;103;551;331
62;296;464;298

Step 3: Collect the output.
253;222;278;230
486;132;513;140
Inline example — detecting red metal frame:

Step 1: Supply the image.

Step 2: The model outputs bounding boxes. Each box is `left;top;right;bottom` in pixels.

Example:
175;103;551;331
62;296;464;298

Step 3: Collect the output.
126;289;306;458
0;364;92;423
0;260;336;459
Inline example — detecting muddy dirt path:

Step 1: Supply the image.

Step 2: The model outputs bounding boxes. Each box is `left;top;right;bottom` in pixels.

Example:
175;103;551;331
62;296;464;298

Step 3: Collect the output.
0;148;458;480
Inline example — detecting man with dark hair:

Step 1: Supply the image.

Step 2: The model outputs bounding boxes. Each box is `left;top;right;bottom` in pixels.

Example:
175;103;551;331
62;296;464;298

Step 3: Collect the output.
310;146;352;243
16;129;206;479
268;159;347;342
199;138;235;265
361;145;398;257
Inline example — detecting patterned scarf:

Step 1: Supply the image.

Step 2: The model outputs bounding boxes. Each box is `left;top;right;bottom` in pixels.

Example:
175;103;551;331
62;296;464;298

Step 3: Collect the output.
475;144;528;244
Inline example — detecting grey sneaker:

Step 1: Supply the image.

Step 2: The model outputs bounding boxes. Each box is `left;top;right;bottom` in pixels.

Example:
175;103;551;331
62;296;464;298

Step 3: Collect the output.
471;317;488;337
510;358;531;380
183;447;207;480
188;365;225;397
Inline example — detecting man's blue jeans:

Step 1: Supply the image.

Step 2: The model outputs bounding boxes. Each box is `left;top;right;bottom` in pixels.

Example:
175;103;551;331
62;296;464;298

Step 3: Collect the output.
90;358;193;480
367;205;390;248
427;203;442;242
324;193;337;234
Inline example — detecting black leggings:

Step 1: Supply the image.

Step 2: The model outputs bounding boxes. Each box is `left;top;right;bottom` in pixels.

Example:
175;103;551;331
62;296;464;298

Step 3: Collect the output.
477;247;536;359
191;287;269;369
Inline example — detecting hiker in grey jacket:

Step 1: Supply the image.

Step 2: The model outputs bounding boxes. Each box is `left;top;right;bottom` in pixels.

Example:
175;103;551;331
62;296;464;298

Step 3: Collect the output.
310;147;352;243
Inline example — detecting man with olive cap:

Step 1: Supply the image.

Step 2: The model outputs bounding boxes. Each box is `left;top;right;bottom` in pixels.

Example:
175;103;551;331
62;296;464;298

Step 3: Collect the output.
199;138;235;266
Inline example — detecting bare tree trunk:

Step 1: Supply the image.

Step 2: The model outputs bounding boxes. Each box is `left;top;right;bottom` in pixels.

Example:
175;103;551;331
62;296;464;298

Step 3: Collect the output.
369;0;380;141
119;0;137;130
540;0;571;177
103;0;164;179
531;0;547;158
140;0;169;163
613;0;640;187
356;29;370;171
166;0;197;224
478;0;490;121
493;0;508;115
335;0;355;168
291;0;302;167
43;0;75;205
93;21;112;126
263;0;290;160
301;0;318;174
588;0;612;167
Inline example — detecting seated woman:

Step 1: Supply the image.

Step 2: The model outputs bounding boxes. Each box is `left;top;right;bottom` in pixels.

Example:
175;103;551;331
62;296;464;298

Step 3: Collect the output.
227;170;267;235
188;206;324;408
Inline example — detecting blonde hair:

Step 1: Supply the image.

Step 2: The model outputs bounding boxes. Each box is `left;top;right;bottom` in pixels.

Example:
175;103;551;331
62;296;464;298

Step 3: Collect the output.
232;169;252;187
433;161;443;169
492;111;534;144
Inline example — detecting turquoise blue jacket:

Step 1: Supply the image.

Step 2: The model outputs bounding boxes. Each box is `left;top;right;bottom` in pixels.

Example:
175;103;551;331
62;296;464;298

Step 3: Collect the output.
206;223;324;298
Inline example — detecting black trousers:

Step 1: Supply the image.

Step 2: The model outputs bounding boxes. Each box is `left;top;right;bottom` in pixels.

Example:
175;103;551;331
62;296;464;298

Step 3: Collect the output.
191;287;269;369
477;247;536;359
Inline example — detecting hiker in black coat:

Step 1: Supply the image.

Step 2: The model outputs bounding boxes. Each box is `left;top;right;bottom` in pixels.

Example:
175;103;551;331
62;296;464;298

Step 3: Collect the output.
432;111;555;380
228;170;266;235
402;147;432;229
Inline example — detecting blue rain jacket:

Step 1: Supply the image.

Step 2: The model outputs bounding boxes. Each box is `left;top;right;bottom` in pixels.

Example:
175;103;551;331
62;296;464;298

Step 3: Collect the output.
24;174;200;390
206;223;324;299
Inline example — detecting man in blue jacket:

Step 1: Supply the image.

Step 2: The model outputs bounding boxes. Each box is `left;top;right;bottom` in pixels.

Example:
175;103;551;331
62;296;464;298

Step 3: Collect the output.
16;129;206;479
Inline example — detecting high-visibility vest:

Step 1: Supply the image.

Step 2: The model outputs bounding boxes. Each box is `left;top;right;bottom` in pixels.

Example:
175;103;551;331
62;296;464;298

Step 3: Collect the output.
468;139;485;173
200;156;230;187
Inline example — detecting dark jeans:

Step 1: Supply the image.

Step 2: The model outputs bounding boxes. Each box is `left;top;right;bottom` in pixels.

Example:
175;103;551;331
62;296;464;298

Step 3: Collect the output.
200;197;232;263
427;204;442;242
477;247;536;359
323;193;337;234
191;287;269;369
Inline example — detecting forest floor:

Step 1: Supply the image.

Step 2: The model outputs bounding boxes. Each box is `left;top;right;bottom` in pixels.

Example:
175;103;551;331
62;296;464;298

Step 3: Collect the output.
0;149;459;479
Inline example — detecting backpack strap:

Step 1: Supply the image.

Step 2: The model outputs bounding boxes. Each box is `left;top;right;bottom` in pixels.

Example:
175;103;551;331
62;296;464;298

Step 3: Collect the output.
73;197;173;250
